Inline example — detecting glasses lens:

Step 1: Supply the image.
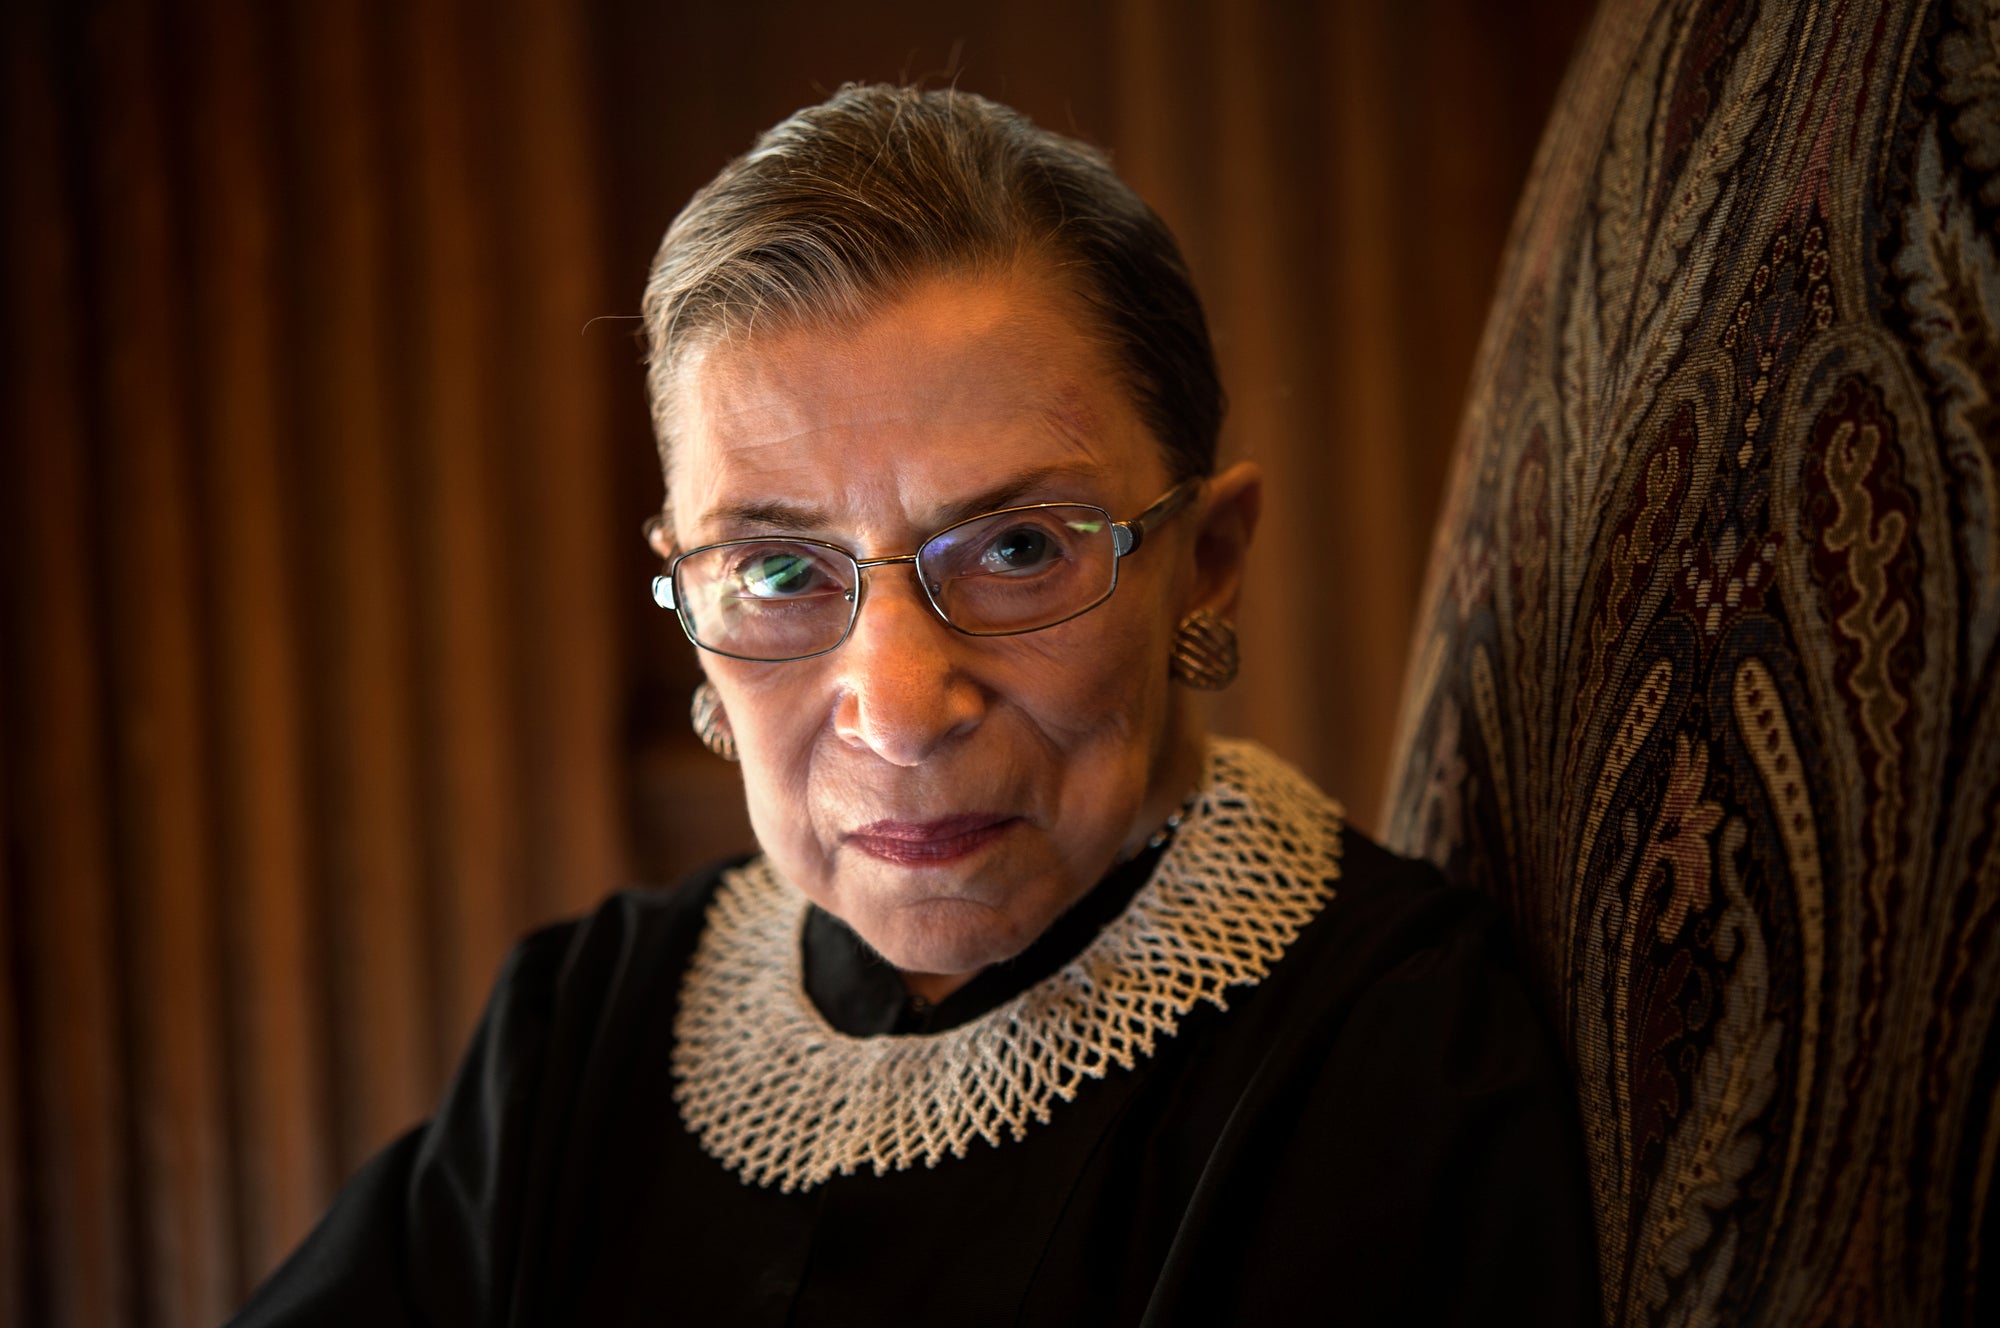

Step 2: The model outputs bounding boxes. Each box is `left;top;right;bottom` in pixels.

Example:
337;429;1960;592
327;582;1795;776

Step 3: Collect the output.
675;540;856;660
919;505;1116;634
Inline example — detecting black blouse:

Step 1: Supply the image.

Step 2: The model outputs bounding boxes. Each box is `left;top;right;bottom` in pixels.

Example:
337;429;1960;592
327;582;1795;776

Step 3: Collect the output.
231;829;1599;1326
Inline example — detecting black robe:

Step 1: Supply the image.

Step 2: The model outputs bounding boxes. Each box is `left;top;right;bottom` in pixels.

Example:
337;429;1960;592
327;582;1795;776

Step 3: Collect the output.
231;829;1599;1326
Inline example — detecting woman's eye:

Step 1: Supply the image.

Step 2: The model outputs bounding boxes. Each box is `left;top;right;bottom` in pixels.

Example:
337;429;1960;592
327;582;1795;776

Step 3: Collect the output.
736;551;828;598
978;524;1060;573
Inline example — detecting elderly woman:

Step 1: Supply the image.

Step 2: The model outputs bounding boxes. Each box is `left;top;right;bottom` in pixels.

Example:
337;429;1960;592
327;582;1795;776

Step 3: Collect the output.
236;86;1596;1325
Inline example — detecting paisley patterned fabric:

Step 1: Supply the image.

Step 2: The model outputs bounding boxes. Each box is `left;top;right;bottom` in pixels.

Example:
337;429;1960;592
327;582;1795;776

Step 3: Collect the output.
1382;1;2000;1323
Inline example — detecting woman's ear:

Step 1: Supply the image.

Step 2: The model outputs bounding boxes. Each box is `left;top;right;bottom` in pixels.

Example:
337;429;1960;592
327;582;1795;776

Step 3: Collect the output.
644;512;675;560
1187;461;1262;618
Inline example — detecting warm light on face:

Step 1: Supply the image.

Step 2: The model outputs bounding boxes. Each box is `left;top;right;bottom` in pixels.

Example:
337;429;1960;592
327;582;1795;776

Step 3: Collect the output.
663;267;1212;994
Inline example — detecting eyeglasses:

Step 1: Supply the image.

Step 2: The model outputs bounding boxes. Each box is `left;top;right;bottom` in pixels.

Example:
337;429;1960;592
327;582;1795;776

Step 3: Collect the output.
651;478;1201;662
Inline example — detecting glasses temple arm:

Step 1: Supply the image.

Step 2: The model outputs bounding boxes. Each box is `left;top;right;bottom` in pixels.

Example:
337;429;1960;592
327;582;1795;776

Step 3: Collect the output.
1112;478;1202;557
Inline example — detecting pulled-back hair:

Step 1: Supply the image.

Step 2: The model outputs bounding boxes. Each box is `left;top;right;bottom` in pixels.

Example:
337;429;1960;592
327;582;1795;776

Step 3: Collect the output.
641;84;1223;487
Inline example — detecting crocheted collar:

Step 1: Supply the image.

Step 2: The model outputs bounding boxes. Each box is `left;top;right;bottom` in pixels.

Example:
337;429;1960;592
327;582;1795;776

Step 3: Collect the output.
800;833;1168;1037
671;737;1345;1193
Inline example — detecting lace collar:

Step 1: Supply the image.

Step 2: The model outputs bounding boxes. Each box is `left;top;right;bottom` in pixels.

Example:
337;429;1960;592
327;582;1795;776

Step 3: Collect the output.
671;738;1345;1193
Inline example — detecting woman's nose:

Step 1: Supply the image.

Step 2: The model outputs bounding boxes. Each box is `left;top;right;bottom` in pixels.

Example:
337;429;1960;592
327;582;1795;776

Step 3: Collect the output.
831;572;985;766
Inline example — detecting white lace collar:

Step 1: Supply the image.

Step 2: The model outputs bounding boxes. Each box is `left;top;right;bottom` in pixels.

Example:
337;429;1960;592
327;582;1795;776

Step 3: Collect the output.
671;737;1344;1193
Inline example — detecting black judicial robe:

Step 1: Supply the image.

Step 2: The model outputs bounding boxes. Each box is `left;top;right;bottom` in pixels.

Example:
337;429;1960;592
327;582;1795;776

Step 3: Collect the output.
231;830;1599;1326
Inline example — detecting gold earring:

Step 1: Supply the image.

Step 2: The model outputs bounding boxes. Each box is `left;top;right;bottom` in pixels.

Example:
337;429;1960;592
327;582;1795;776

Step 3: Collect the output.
691;681;738;762
1171;609;1239;690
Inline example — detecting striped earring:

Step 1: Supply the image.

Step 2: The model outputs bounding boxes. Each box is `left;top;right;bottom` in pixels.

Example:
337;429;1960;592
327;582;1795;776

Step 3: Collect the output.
1170;609;1239;690
691;681;738;762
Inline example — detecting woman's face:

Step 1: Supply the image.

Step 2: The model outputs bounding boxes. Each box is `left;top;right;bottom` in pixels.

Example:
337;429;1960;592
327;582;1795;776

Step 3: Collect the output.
664;266;1256;993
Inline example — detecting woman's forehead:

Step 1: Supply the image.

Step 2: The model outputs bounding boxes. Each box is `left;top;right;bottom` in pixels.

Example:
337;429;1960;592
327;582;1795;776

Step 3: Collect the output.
665;271;1166;542
680;270;1109;428
675;437;1149;550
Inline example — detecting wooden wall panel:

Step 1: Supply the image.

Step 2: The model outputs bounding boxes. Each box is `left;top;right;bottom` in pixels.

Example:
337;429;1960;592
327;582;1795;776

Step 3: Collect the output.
0;704;21;1328
285;0;435;1186
86;2;236;1319
0;1;1590;1318
498;0;623;926
184;0;333;1293
4;9;134;1324
1312;0;1429;823
396;0;525;1049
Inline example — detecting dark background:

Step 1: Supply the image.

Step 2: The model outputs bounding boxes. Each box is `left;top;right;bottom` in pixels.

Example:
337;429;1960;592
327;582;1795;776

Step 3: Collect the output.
0;0;1592;1321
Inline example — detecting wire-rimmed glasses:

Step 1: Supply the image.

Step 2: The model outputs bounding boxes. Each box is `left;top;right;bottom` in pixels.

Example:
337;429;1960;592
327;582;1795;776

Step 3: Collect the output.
650;478;1201;662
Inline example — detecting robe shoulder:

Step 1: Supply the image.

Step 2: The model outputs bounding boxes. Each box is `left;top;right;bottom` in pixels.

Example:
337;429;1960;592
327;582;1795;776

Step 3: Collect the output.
1133;830;1601;1324
225;865;734;1326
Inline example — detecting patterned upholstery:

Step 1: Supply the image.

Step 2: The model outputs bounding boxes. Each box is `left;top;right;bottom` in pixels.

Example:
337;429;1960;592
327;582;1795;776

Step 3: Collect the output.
1381;1;2000;1324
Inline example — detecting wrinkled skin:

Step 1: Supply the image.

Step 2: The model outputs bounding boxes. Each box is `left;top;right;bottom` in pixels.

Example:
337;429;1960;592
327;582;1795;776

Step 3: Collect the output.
658;265;1260;1000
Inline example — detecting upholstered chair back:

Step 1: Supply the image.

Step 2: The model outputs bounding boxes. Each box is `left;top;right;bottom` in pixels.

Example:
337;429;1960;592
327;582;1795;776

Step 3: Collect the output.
1382;1;2000;1323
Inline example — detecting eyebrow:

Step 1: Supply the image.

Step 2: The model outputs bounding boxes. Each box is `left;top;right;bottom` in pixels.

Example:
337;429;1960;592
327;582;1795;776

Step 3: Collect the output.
702;499;830;535
698;462;1113;542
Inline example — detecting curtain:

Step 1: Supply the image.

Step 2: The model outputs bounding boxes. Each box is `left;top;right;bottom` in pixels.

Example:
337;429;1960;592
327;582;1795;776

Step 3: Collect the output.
0;1;1587;1321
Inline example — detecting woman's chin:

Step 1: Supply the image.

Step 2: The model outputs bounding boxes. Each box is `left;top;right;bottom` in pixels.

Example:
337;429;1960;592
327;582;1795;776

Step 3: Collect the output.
862;895;1037;983
798;829;1101;983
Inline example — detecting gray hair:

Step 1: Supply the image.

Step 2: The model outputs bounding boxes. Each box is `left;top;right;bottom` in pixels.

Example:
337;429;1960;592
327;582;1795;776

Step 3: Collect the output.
641;84;1224;498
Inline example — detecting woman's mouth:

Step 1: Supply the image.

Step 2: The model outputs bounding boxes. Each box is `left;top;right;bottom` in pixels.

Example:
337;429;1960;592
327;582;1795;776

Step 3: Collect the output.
845;814;1018;866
